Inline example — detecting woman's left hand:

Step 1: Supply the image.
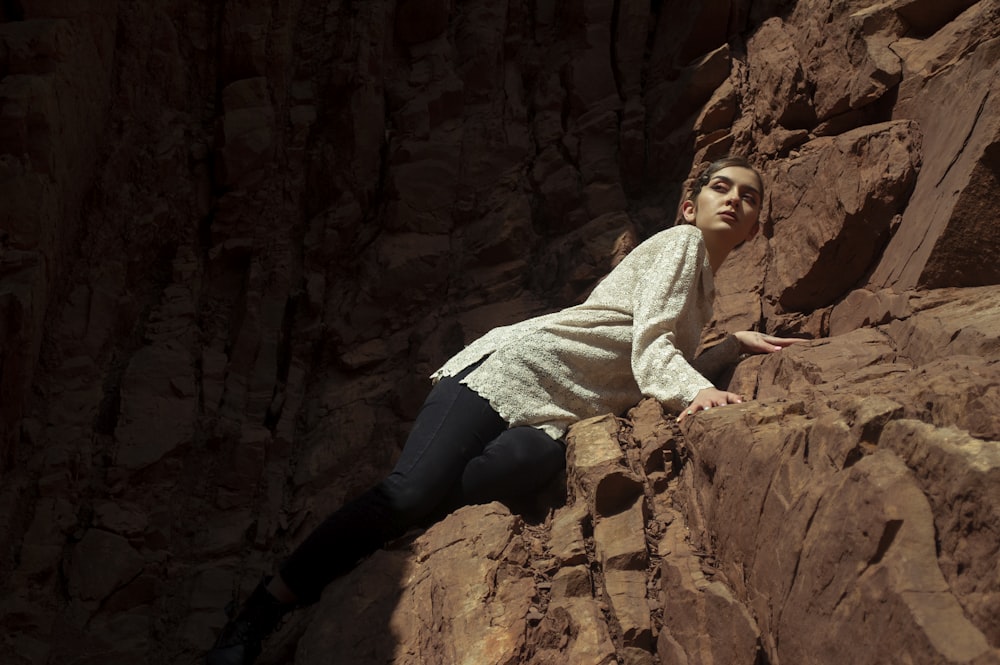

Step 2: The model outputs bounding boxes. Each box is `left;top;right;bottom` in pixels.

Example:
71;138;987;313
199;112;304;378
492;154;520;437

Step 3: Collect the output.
733;331;803;355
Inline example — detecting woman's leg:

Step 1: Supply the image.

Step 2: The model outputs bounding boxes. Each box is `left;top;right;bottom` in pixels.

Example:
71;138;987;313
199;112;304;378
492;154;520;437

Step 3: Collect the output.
277;365;506;602
207;365;506;665
459;425;566;507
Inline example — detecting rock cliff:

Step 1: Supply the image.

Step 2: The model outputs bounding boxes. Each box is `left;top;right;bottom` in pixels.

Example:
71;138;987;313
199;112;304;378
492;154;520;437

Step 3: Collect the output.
0;0;998;663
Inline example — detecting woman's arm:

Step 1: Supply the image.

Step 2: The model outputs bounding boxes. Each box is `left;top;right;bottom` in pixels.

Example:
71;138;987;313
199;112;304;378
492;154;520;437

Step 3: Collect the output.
628;229;717;410
692;331;803;380
678;331;803;422
690;334;741;382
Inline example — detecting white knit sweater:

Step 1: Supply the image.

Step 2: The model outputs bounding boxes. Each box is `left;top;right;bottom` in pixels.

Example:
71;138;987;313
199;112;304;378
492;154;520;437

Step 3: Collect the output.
430;224;717;440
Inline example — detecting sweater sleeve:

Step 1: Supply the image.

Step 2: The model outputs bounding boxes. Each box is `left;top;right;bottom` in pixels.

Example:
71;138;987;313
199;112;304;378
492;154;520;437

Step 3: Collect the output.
691;334;742;382
630;229;715;410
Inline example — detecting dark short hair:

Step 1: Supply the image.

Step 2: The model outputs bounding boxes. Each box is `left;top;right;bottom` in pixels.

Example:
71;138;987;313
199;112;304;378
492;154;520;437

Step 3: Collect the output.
686;155;764;202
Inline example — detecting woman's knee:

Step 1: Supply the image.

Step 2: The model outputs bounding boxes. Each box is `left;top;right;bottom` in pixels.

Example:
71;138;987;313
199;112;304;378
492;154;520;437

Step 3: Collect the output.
472;428;565;484
510;428;566;470
377;476;443;526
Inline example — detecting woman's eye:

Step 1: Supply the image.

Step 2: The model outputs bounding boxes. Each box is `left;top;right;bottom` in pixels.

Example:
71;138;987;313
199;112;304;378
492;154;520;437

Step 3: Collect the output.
711;183;728;192
742;194;758;204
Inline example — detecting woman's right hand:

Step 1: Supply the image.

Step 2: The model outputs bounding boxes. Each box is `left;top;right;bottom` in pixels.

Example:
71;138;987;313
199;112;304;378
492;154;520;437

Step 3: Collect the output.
733;331;802;354
676;387;743;422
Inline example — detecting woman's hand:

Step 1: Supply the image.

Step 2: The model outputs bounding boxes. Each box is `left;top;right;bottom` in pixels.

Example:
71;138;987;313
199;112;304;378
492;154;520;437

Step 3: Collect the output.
733;331;803;355
676;387;743;422
678;333;804;422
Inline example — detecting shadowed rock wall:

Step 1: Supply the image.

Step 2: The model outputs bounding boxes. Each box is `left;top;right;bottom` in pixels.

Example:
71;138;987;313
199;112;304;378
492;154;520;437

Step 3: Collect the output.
0;0;998;663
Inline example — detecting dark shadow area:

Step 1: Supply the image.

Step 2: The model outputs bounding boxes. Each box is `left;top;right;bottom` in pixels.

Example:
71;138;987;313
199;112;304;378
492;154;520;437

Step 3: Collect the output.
258;548;409;664
1;0;25;22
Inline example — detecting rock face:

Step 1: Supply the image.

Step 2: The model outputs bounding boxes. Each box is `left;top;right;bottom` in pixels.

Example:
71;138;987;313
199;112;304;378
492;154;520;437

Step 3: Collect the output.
0;1;998;664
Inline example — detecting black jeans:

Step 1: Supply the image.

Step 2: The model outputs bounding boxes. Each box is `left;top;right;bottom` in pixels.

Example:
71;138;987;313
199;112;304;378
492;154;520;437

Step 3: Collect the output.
279;362;566;601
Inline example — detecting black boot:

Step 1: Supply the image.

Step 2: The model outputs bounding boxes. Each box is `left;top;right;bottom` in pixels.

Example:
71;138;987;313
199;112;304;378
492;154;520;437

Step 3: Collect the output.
205;578;294;665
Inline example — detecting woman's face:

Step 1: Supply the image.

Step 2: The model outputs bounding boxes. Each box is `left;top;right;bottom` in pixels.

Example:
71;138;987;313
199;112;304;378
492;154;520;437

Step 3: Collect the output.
682;166;763;247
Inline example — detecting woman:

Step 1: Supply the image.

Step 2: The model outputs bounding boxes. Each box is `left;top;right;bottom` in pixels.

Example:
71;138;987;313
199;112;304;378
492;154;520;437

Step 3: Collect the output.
206;156;799;665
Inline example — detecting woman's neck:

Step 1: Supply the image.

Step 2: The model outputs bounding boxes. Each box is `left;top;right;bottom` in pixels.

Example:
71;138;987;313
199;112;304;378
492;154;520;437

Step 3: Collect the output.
703;236;731;273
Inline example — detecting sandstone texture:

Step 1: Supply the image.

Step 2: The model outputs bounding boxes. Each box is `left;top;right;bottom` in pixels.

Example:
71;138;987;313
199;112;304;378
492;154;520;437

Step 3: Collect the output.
1;1;998;664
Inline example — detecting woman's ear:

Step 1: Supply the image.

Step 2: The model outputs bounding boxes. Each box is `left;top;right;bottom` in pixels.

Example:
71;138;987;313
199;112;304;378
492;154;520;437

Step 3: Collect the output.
681;199;697;223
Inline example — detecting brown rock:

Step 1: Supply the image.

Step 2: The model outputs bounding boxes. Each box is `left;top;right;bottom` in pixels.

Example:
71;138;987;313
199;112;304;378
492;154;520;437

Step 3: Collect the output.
603;569;652;650
593;496;647;571
16;497;75;583
296;503;533;665
694;79;738;138
746;18;815;135
3;2;1000;663
363;231;451;301
566;414;627;491
0;7;116;472
218;78;275;188
676;397;999;664
894;0;981;35
880;419;1000;645
882;286;1000;365
649;0;735;68
395;0;449;45
829;287;911;336
530;599;617;665
548;503;588;567
871;31;1000;290
614;0;651;97
114;341;196;470
675;278;1000;663
550;565;591;600
388;141;460;233
657;514;762;665
789;0;906;120
766;121;920;313
67;529;144;602
646;45;733;182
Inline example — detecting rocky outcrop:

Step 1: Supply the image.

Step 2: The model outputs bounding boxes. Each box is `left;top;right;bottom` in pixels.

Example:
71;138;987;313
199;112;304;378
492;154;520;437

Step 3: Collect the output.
1;0;998;664
281;285;1000;665
274;286;999;665
683;287;1000;664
